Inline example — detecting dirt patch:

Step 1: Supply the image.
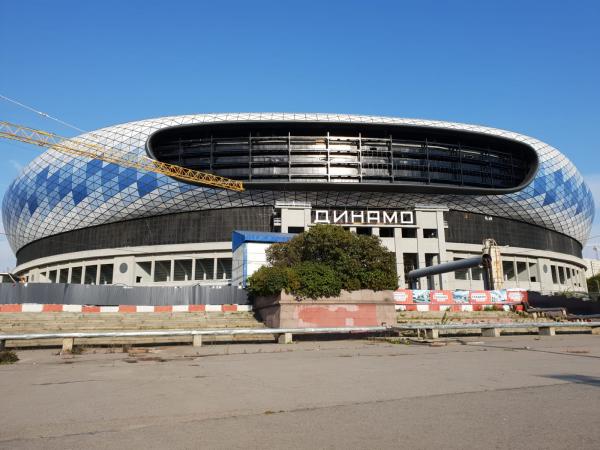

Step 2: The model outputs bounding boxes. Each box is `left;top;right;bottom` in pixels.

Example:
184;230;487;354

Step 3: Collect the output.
124;356;167;363
0;350;19;365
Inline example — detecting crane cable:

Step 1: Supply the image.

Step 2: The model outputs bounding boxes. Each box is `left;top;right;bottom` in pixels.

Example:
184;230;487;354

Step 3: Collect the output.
0;94;245;192
0;93;85;133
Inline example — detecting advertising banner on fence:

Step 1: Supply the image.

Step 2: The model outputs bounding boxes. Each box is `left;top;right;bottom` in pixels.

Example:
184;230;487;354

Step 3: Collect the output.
469;291;491;303
412;290;430;303
393;289;413;303
394;288;525;306
430;290;453;304
506;289;528;302
451;290;469;303
489;290;508;303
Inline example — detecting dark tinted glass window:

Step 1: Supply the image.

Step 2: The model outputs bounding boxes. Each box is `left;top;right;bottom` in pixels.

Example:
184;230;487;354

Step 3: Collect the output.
379;228;394;238
423;229;438;238
402;228;417;238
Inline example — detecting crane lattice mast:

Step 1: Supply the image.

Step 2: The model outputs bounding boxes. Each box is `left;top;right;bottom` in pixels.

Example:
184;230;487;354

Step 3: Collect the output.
0;121;245;192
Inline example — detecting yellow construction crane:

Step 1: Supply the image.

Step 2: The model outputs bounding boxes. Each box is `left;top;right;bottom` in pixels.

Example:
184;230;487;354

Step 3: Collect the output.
0;121;245;192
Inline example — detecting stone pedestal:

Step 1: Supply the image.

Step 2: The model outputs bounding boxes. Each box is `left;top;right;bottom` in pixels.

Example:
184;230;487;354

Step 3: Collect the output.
277;333;293;344
192;334;203;347
539;326;556;336
61;338;74;353
254;290;396;329
425;328;439;339
482;328;502;337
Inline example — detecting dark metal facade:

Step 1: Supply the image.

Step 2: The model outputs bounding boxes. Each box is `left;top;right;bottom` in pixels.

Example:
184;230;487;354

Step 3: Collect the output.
16;206;583;265
444;211;582;257
16;206;273;265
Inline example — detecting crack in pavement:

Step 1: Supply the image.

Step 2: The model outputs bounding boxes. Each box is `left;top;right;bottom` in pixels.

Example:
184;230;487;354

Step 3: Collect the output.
0;381;578;445
32;379;103;386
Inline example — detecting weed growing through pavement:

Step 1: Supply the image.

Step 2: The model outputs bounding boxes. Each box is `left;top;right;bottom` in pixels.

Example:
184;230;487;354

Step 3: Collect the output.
0;350;19;364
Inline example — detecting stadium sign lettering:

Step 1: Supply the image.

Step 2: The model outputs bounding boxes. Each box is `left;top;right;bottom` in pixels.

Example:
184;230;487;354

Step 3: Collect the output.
312;209;414;225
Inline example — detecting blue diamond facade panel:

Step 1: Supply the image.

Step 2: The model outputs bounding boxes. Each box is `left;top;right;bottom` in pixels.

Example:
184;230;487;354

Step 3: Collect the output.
2;114;595;253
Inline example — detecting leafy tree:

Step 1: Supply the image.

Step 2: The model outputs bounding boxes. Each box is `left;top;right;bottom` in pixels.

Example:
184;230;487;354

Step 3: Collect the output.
247;224;397;298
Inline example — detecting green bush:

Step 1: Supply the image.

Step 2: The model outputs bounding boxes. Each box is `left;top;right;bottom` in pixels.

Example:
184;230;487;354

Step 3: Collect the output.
248;224;397;298
246;265;299;297
294;261;342;299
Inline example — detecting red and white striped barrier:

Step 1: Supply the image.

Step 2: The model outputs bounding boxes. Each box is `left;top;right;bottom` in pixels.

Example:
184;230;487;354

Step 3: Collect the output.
394;289;526;312
0;304;253;313
395;303;515;312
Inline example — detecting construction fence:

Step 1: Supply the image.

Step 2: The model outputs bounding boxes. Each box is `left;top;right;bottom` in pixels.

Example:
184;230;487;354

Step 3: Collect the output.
0;283;249;306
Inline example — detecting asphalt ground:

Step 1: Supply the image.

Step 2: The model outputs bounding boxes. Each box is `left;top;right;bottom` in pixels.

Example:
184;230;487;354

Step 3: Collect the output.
1;334;599;449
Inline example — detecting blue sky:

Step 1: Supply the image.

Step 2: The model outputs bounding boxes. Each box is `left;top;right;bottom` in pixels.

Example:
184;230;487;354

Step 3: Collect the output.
1;0;599;270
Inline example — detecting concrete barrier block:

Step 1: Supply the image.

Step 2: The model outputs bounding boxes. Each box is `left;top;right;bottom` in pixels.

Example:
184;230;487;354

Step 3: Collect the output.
61;338;74;353
278;333;293;344
425;328;439;339
591;327;600;335
192;334;203;347
539;326;556;336
482;328;501;338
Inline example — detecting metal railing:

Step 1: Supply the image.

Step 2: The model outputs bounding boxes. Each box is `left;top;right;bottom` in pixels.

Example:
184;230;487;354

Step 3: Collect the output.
393;321;600;331
1;322;598;351
0;326;388;341
392;321;600;339
0;326;389;351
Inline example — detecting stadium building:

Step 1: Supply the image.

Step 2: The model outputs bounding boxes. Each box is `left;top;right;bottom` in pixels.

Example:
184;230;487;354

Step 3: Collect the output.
2;114;595;293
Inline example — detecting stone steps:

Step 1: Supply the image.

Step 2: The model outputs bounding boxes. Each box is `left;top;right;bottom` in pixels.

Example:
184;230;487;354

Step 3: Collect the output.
3;324;265;333
0;310;275;348
0;311;256;319
2;324;263;332
0;311;265;330
2;317;261;325
396;310;548;325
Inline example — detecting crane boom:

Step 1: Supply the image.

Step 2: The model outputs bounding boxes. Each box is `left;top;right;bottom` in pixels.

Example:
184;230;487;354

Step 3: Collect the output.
0;121;245;192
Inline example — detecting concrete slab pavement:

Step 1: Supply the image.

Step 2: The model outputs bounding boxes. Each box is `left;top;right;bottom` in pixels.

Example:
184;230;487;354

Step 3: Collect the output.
0;335;599;449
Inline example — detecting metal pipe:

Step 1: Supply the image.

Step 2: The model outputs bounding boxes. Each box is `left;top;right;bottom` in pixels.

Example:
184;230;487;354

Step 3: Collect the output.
0;326;390;341
408;255;488;280
392;321;600;331
2;322;599;343
407;255;492;289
